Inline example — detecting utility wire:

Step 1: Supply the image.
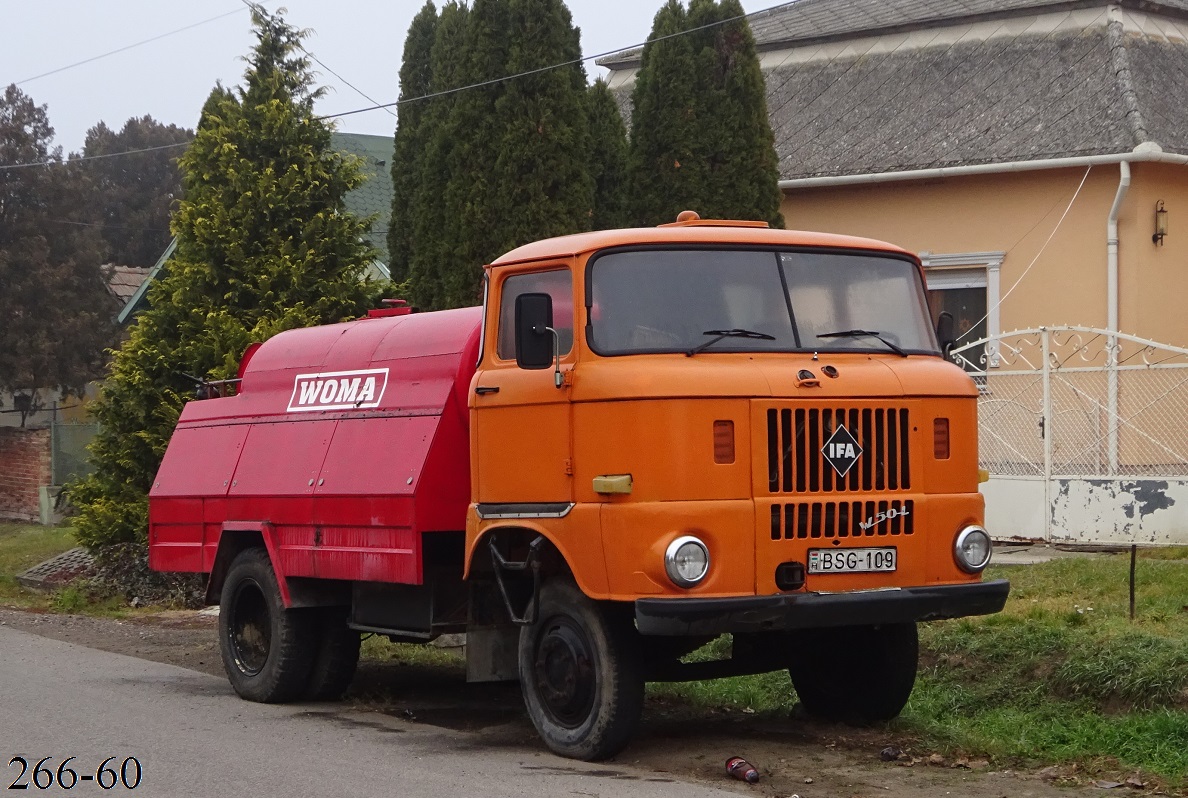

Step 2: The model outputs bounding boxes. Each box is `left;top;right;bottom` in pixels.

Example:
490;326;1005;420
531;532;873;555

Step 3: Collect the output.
0;141;191;171
319;0;802;120
2;0;797;167
236;0;397;118
15;7;248;86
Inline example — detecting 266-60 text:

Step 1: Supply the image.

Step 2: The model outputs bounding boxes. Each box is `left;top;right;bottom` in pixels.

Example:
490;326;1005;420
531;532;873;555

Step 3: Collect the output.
7;757;141;791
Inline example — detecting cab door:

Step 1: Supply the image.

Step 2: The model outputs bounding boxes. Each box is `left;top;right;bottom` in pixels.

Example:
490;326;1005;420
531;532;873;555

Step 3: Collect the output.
471;265;576;506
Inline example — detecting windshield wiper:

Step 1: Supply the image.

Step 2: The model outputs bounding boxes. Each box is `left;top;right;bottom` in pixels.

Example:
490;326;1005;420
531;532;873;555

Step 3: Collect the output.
687;328;776;357
817;329;908;357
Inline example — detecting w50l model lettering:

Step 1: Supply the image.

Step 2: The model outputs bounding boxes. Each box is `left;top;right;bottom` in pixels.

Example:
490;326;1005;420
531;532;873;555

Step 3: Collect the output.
148;212;1009;763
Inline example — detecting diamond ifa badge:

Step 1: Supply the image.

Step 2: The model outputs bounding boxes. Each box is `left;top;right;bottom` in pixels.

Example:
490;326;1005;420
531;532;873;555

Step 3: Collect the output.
822;424;863;477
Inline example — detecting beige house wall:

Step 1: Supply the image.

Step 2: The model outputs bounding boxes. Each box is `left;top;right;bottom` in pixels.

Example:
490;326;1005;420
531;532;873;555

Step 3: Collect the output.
780;164;1188;348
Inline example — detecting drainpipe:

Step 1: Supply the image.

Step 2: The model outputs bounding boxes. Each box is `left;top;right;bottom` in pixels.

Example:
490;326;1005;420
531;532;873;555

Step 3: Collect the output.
1106;161;1130;475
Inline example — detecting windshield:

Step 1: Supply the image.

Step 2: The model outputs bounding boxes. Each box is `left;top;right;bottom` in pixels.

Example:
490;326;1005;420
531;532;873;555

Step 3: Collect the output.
587;248;938;356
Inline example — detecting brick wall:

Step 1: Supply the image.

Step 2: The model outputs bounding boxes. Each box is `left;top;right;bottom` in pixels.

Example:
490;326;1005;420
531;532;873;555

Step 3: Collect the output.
0;427;52;522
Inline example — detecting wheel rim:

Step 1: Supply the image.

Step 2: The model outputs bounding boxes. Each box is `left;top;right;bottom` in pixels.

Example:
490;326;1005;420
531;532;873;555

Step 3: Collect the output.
227;578;270;676
532;616;597;729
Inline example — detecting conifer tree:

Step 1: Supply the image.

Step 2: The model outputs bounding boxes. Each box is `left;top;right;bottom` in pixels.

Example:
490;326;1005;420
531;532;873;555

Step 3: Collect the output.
406;1;469;310
627;0;782;227
587;79;630;230
71;8;378;551
485;0;594;253
436;0;514;308
625;1;701;225
388;2;438;284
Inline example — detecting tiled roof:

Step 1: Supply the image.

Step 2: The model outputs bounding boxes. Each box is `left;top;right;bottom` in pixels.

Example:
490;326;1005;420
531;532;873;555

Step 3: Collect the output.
331;132;394;265
604;0;1188;180
102;264;152;304
598;0;1188;66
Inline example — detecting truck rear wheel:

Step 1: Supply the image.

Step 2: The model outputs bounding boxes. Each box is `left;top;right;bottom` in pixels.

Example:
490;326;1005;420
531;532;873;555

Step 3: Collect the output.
219;548;315;703
787;622;918;723
518;579;643;761
304;608;361;701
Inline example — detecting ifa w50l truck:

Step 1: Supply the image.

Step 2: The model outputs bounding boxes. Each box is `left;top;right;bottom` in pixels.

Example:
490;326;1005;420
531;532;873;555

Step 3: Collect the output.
148;214;1009;760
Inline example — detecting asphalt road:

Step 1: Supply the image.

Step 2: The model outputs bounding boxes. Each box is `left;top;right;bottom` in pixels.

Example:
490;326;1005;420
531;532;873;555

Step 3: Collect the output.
0;625;739;798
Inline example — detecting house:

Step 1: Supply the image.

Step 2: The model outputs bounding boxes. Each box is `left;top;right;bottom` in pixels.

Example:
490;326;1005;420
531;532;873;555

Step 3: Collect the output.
600;0;1188;349
118;131;394;323
600;1;1188;547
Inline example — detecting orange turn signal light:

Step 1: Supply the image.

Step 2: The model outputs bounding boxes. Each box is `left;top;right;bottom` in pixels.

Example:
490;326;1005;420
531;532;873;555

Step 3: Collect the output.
933;418;950;460
713;420;735;464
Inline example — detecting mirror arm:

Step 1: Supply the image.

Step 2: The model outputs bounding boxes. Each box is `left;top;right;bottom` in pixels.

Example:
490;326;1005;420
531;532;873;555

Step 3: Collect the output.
544;326;562;388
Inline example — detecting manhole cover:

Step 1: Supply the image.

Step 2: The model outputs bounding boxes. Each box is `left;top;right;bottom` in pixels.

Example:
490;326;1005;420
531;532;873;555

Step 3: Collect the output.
16;547;95;591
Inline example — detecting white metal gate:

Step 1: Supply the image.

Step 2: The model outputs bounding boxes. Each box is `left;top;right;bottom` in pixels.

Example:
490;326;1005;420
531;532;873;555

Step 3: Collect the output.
950;326;1188;546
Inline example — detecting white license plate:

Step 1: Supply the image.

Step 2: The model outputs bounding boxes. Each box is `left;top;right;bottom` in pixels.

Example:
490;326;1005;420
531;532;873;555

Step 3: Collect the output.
807;547;897;574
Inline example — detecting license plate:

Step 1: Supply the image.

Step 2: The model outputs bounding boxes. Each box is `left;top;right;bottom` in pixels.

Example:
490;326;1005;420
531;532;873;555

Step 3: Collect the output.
807;547;897;574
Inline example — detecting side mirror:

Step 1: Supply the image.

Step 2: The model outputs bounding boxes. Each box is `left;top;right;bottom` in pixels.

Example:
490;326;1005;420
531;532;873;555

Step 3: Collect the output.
936;311;956;359
515;293;554;370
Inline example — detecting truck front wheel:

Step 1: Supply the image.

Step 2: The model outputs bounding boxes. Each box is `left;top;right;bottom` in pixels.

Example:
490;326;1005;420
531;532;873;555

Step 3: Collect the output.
518;580;643;761
219;548;315;703
787;622;918;723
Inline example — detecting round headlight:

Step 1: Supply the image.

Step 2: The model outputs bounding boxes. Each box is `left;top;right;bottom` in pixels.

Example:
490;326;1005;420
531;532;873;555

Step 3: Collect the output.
954;525;992;573
665;536;710;587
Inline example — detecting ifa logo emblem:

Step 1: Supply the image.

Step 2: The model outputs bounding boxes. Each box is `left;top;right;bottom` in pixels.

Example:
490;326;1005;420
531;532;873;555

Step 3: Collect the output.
821;424;863;477
287;368;389;412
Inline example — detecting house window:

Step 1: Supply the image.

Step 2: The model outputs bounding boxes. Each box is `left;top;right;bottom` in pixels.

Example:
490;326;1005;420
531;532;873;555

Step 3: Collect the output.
920;253;1003;371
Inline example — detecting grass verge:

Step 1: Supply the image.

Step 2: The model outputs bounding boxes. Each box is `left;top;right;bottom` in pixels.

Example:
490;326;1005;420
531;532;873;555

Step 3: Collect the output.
0;523;128;614
650;555;1188;785
0;523;76;607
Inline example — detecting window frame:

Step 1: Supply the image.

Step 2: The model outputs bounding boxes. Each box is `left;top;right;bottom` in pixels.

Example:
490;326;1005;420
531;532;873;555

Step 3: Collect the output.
493;266;576;365
583;243;941;358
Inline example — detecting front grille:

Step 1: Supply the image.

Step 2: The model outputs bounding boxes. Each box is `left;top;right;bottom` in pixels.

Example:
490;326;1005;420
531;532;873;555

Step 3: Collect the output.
766;407;911;493
769;499;915;539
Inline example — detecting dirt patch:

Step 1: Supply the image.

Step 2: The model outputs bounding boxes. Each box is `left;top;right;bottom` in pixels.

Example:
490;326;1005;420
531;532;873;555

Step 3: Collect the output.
0;607;1127;797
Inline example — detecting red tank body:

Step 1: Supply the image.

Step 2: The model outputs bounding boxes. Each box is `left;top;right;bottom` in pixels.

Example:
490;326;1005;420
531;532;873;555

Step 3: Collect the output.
148;306;483;587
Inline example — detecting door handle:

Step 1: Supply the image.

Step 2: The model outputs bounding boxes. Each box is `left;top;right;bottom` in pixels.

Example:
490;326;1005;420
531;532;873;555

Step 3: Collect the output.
475;386;500;395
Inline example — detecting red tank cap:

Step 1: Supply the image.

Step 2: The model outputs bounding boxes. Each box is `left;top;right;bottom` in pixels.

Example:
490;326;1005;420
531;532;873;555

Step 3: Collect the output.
367;299;414;318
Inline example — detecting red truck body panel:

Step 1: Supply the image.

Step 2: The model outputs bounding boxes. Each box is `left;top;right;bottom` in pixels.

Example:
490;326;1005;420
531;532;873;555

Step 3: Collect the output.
148;306;483;586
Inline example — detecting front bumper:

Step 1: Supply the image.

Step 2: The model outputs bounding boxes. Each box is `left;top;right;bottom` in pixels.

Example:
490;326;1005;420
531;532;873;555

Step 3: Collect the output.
634;579;1010;636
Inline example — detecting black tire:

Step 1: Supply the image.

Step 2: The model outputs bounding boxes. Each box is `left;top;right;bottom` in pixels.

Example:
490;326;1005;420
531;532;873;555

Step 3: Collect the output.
304;608;361;701
218;548;316;703
518;579;644;761
787;622;918;723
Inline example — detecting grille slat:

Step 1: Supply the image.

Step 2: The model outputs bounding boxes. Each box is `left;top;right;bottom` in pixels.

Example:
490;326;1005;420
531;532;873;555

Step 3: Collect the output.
771;500;916;539
767;405;911;494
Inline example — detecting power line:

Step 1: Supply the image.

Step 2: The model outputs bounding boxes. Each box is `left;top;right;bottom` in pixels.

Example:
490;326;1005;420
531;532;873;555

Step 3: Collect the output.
0;141;191;171
319;0;802;120
15;7;248;86
236;0;397;119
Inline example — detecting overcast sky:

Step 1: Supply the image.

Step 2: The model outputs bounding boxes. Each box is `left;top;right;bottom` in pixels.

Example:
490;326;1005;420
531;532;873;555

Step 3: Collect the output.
3;0;788;154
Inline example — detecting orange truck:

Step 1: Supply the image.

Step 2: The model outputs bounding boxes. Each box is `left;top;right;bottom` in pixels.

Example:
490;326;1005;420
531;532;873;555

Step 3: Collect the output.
148;213;1009;761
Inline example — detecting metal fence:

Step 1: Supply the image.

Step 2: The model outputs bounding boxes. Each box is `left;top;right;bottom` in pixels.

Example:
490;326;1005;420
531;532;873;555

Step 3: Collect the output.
51;421;99;486
951;327;1188;545
951;326;1188;478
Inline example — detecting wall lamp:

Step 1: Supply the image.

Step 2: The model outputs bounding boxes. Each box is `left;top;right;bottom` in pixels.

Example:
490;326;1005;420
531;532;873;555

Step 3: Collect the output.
1153;199;1168;246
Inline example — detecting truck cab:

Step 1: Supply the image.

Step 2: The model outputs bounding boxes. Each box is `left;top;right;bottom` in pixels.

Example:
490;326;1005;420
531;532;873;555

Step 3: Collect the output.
467;216;1007;756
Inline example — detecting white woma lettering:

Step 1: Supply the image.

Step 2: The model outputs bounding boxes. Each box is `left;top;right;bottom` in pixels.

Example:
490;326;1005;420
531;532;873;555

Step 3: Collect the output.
357;377;376;403
299;380;323;405
287;368;388;412
336;378;361;403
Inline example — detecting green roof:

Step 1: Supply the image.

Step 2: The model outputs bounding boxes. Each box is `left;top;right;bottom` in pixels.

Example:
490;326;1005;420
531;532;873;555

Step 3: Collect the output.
119;131;394;324
332;131;394;264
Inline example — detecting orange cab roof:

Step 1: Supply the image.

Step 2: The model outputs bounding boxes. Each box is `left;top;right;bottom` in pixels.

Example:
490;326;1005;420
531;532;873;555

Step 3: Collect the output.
489;223;915;267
